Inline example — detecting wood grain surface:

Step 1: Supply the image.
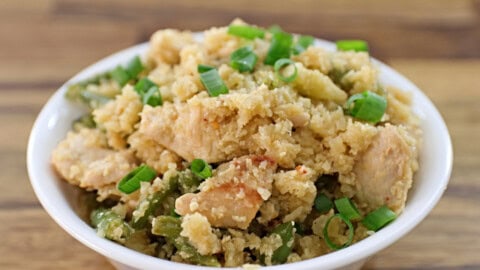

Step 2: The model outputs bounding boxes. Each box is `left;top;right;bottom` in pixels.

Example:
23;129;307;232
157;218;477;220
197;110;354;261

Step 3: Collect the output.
1;1;479;269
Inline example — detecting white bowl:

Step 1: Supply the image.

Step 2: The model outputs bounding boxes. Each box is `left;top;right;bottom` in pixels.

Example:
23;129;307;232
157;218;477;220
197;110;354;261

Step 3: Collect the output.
27;36;452;270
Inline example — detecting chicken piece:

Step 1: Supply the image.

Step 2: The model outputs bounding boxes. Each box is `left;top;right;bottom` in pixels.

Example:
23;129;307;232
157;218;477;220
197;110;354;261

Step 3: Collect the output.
175;155;277;229
127;131;182;174
138;93;270;163
353;125;416;213
138;86;312;165
51;128;137;190
139;102;240;163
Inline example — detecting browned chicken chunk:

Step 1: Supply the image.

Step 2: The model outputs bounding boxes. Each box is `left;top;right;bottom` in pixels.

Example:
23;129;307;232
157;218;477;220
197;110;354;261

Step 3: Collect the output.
51;129;137;190
353;124;416;213
175;155;277;229
138;95;271;163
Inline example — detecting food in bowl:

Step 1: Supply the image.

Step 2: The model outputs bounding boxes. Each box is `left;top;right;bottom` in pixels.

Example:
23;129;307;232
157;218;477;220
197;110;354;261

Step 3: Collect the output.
50;19;421;267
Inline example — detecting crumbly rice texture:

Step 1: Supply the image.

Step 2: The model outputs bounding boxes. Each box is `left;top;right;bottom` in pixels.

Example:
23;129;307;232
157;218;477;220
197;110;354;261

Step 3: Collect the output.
51;19;421;267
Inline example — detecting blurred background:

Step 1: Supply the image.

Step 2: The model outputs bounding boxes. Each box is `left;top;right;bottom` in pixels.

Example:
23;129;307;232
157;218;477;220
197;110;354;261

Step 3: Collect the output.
1;0;479;269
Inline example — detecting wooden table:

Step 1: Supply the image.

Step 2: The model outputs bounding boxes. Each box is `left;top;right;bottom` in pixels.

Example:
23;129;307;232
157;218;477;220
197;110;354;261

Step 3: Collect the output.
1;1;479;269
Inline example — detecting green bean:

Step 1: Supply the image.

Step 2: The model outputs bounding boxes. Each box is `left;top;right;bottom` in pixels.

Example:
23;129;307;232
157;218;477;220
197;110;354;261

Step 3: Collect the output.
64;69;120;110
151;215;182;237
152;216;220;267
90;208;131;243
66;83;112;109
125;230;157;256
270;221;295;264
174;237;221;267
177;169;202;194
131;175;178;229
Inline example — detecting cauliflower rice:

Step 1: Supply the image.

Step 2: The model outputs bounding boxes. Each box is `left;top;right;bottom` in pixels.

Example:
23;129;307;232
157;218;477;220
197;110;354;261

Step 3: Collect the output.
52;19;421;267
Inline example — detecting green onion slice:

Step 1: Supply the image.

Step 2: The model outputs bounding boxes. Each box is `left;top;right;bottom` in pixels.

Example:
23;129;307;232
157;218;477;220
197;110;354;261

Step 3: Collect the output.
110;56;145;86
190;159;212;179
230;46;258;73
345;91;387;123
314;193;333;213
134;78;162;107
323;214;355;250
197;64;215;73
135;77;156;93
293;35;314;55
125;56;144;78
227;25;265;40
264;31;293;65
336;40;369;52
274;58;298;83
118;165;157;194
198;67;229;97
362;205;397;231
110;66;130;87
143;86;162;106
334;197;361;221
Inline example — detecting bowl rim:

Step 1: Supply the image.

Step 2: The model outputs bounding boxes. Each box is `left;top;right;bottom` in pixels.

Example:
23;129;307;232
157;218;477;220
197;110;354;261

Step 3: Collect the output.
27;36;453;270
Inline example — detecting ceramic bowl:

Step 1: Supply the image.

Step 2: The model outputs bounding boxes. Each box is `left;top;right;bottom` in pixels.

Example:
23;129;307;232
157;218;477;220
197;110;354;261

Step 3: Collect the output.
27;36;452;270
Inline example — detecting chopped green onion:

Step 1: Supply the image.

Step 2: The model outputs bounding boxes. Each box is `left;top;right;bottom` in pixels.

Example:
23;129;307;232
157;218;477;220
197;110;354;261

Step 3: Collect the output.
134;78;162;107
268;25;284;35
110;56;145;86
197;64;215;73
142;86;162;106
227;25;265;40
362;205;397;231
314;193;333;213
198;68;229;97
125;56;144;78
264;32;293;65
135;77;156;93
336;40;369;52
293;35;315;55
118;165;157;194
323;214;354;250
345;91;387;123
334;197;361;221
190;159;212;179
230;46;258;73
110;66;130;86
274;58;298;83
